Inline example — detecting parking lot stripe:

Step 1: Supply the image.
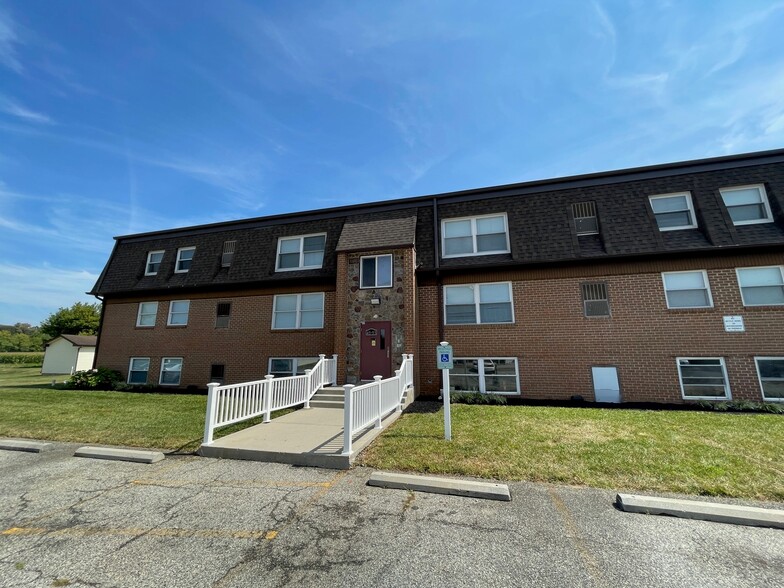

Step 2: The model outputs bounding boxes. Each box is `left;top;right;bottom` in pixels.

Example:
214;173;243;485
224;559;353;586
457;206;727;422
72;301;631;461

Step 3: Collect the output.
2;525;274;540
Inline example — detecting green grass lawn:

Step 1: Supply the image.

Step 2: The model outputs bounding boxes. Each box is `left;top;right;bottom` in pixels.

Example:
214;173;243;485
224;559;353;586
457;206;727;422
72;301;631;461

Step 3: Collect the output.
0;364;283;453
359;402;784;501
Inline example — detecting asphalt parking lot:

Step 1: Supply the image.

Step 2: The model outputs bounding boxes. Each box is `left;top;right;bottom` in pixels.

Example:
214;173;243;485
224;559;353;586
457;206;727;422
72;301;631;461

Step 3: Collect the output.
0;444;782;588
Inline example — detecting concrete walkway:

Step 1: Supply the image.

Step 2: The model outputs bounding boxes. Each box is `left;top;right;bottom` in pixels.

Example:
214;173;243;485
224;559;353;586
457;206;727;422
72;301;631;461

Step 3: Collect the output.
198;404;405;469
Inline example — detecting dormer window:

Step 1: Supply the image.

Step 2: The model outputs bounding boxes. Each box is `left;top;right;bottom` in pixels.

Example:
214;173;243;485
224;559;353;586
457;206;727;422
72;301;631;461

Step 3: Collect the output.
276;234;326;271
222;241;236;267
145;251;164;275
441;213;509;258
572;202;599;235
175;247;195;273
649;192;697;231
719;185;773;225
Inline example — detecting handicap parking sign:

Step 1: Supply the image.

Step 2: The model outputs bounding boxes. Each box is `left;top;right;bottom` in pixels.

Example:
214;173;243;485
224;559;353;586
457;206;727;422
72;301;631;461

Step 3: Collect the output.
436;344;453;369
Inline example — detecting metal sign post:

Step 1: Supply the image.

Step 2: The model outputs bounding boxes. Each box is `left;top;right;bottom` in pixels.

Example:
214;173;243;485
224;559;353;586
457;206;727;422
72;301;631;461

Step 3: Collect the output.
436;341;453;441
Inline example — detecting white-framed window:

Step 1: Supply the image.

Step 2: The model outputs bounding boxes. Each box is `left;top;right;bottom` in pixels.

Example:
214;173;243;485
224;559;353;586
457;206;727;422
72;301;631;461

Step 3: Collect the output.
159;357;183;386
649;192;698;231
581;282;610;317
444;282;513;325
167;300;190;326
736;266;784;306
136;301;158;327
127;357;150;385
145;251;164;276
719;185;773;225
215;302;231;328
272;293;324;329
268;357;320;378
755;357;784;401
661;271;713;309
276;234;326;271
676;357;731;400
175;247;195;273
450;357;519;395
360;254;393;289
441;213;510;258
572;202;599;235
222;241;236;267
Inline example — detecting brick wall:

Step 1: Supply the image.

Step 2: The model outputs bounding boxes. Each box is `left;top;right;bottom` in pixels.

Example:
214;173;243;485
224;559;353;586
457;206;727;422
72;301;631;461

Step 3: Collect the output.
97;289;336;388
417;252;784;403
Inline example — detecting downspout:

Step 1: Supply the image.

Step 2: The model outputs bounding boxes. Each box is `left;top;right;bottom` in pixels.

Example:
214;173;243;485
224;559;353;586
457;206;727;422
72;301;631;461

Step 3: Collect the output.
91;294;105;370
433;198;444;343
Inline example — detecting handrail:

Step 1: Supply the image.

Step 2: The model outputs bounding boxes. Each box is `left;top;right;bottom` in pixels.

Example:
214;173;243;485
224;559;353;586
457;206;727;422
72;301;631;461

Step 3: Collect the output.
342;354;414;456
203;353;338;444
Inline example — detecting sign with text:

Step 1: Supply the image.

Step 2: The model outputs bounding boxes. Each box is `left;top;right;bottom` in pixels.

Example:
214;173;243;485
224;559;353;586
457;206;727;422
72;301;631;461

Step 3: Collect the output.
723;315;745;332
436;344;453;369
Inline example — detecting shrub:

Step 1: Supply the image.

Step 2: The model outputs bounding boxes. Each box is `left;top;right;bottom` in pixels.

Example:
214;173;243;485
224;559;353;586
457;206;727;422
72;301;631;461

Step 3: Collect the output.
64;367;123;390
450;391;508;405
696;400;784;414
0;353;44;365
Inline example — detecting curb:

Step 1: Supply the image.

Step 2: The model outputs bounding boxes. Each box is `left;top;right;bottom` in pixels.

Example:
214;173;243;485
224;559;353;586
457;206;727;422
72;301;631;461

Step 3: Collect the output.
74;446;165;464
0;439;54;453
616;493;784;529
368;471;511;501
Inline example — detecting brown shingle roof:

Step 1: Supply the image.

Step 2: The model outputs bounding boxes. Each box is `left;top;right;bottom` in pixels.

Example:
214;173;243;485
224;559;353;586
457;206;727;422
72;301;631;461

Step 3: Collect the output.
336;209;418;252
58;334;97;347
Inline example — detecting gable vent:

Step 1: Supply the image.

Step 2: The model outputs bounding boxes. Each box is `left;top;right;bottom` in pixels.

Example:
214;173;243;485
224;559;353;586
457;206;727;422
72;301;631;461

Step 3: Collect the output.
222;241;236;267
572;202;599;235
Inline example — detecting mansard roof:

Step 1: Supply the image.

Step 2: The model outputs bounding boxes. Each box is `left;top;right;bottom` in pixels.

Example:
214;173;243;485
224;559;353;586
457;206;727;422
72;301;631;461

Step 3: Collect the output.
91;148;784;296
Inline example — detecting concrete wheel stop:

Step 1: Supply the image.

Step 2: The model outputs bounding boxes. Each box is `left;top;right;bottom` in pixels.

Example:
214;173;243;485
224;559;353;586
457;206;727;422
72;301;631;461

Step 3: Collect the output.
74;446;165;464
368;471;511;501
616;493;784;529
0;439;54;453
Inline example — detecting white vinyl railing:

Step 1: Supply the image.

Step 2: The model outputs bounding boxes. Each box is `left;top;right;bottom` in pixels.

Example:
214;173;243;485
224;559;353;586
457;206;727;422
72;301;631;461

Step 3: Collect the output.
202;354;337;444
342;354;414;456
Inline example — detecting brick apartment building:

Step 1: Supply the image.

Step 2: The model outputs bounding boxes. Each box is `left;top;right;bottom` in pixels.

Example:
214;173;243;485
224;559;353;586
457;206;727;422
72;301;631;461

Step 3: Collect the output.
90;149;784;404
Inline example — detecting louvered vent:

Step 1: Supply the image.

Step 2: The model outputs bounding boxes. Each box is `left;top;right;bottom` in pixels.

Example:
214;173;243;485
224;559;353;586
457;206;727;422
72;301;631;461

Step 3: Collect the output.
222;241;236;267
582;282;610;316
572;202;599;235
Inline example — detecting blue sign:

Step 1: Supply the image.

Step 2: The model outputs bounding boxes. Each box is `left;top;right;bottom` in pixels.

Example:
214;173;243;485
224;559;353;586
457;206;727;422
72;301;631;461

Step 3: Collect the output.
436;344;453;369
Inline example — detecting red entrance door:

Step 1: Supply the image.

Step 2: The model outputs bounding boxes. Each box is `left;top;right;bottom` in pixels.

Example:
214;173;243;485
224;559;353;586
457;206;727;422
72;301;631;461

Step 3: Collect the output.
360;321;392;381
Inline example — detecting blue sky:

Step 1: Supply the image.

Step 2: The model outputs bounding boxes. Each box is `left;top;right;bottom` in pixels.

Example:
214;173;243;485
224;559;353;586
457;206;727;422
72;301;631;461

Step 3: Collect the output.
1;1;784;326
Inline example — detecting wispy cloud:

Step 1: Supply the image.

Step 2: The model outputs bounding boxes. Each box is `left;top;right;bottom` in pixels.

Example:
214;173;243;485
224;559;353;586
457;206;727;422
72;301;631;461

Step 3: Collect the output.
0;7;22;73
0;94;52;124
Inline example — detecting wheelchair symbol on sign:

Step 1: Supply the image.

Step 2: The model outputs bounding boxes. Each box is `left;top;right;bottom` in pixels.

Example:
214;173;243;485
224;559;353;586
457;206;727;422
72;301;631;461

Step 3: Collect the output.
440;354;450;363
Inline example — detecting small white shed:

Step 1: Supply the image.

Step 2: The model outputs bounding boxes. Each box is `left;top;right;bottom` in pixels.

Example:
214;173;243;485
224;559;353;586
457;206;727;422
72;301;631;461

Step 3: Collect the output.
41;334;97;375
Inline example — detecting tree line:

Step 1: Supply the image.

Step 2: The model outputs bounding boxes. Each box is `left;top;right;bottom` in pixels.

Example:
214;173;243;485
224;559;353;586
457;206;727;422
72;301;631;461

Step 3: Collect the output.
1;302;101;352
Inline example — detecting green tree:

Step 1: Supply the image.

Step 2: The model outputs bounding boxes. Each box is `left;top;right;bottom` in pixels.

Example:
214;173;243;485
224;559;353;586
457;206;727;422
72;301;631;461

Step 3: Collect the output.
40;302;101;340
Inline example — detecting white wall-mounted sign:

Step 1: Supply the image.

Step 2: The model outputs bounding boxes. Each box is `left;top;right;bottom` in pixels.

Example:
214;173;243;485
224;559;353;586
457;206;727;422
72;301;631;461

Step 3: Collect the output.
723;316;745;332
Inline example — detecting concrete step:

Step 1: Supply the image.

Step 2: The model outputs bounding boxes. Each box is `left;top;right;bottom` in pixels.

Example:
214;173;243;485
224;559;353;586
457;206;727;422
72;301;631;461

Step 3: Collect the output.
312;392;344;401
310;400;344;409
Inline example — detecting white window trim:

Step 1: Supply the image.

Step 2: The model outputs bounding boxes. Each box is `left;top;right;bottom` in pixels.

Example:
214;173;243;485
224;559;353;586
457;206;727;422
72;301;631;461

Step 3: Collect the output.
159;357;183;386
443;282;515;325
275;233;327;272
441;213;511;259
267;357;320;377
360;254;393;289
136;301;158;327
167;300;190;326
451;357;520;395
735;265;784;307
719;184;774;226
676;357;731;401
127;357;150;385
145;250;164;276
271;292;325;330
661;270;714;309
175;247;196;273
649;192;698;231
754;356;784;402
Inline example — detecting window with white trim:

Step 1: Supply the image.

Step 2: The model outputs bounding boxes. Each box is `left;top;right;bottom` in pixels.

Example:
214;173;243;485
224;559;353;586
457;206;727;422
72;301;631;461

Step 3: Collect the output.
145;251;164;275
127;357;150;385
268;357;319;378
221;241;236;267
360;254;392;288
276;234;326;271
719;185;773;225
136;301;158;327
677;358;730;399
167;300;190;326
215;302;231;328
572;202;598;235
272;293;324;329
755;357;784;401
441;214;509;258
444;282;513;324
737;266;784;306
662;271;713;308
159;357;183;385
450;358;519;394
175;247;195;273
649;192;698;231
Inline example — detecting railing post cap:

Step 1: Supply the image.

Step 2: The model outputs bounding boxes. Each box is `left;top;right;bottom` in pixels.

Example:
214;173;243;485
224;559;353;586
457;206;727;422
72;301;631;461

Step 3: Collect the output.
207;382;220;386
319;354;326;359
305;368;312;374
373;375;383;381
343;383;354;390
265;374;275;379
